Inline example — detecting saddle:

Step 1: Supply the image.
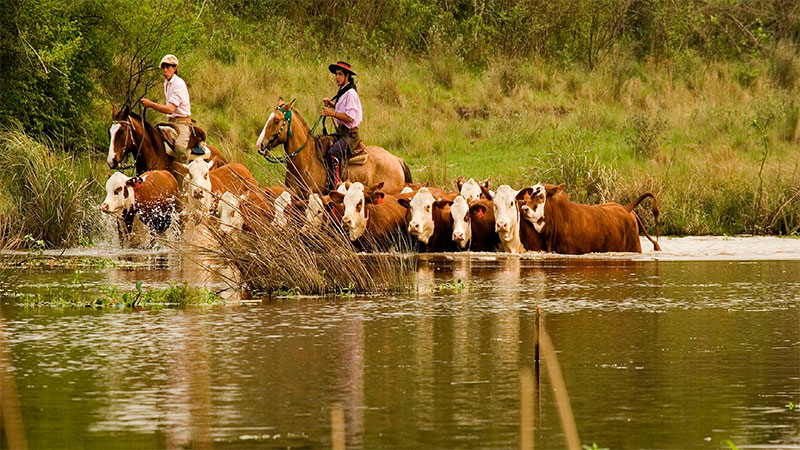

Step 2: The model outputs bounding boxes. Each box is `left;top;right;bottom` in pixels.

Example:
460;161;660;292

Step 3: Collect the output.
156;123;213;162
315;136;370;191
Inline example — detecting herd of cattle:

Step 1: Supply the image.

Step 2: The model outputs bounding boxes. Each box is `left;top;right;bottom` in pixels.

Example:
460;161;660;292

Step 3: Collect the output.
100;156;662;254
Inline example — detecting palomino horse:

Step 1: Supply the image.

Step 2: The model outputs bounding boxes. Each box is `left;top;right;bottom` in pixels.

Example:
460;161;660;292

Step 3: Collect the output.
107;105;226;177
255;99;412;198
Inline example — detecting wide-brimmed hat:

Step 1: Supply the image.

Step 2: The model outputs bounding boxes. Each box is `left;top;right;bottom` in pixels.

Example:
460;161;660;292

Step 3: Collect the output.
160;54;179;67
328;61;356;76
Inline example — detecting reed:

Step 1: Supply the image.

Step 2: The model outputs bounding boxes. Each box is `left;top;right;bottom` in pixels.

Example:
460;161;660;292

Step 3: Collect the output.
190;195;416;296
0;129;101;248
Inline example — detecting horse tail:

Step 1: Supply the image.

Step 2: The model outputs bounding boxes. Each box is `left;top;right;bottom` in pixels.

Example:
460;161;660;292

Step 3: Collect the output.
400;158;413;183
625;192;660;249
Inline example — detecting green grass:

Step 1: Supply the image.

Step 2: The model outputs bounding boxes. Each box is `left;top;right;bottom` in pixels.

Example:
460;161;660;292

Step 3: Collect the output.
17;282;222;308
3;48;800;245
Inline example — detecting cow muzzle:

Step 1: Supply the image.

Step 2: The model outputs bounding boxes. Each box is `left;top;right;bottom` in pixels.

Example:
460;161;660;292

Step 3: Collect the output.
496;221;509;232
193;190;204;199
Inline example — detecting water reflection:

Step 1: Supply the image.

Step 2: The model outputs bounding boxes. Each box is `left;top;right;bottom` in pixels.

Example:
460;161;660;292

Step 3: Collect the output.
0;258;798;448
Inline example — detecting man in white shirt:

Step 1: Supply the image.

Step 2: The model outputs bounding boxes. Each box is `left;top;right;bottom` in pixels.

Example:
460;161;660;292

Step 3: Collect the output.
141;54;192;162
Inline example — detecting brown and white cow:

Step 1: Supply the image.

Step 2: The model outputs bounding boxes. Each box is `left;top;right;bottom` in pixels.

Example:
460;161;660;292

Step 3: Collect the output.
101;170;179;247
456;177;491;202
329;182;408;251
177;159;258;215
517;183;661;254
218;187;290;233
396;187;458;252
490;185;545;253
448;195;500;252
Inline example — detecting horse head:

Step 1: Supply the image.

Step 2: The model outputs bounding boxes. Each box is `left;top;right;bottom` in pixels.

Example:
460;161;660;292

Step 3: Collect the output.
256;97;296;154
107;105;142;169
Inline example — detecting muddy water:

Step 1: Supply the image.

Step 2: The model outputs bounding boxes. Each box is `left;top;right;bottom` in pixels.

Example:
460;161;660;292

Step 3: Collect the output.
0;237;799;449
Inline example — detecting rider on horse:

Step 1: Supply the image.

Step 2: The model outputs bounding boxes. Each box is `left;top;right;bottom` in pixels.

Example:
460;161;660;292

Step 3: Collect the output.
141;54;196;163
321;61;363;188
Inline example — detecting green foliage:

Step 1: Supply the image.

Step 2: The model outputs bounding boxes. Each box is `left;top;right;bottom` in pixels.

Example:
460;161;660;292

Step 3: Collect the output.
19;282;221;308
626;113;666;159
435;279;468;291
0;129;98;248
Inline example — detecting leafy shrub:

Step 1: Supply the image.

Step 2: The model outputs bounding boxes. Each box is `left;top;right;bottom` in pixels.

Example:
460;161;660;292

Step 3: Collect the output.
626;113;666;159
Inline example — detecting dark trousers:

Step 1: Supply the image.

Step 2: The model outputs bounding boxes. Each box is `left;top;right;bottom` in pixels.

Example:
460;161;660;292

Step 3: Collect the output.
326;125;360;164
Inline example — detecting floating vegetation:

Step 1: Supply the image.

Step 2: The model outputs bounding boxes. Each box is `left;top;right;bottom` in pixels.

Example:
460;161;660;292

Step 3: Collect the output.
435;279;469;291
16;282;221;308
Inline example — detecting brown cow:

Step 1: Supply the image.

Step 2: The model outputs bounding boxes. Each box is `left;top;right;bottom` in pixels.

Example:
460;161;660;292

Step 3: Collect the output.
478;188;544;252
101;170;179;247
395;187;460;252
329;182;409;251
517;183;661;254
176;159;258;216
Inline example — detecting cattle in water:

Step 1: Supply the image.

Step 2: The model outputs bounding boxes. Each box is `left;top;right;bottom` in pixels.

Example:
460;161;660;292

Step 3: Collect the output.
397;187;459;252
101;170;179;247
517;183;661;254
490;185;545;253
449;195;500;252
218;187;290;233
176;159;258;216
329;182;408;251
302;192;344;233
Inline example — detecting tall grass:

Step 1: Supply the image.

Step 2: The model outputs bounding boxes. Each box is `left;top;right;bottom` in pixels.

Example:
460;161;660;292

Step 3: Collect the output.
0;129;101;248
188;200;416;296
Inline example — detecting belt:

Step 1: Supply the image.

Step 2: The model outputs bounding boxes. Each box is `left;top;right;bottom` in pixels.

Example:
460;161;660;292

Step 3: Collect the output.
168;117;192;124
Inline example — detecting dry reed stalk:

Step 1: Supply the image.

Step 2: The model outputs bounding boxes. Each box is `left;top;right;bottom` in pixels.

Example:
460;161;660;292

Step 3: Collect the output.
539;325;581;450
520;367;535;450
331;404;345;450
181;192;415;296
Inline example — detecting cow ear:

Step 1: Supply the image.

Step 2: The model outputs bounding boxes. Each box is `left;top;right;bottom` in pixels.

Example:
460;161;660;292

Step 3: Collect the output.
516;187;533;201
172;161;189;178
397;197;410;209
470;203;486;218
456;176;464;191
206;159;215;171
371;181;384;191
479;184;493;200
434;199;453;209
329;191;345;203
546;183;565;197
125;177;142;188
368;191;385;204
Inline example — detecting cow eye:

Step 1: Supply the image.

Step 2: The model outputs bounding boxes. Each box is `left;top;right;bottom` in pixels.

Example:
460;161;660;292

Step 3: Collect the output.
114;187;122;195
425;205;430;212
204;174;208;180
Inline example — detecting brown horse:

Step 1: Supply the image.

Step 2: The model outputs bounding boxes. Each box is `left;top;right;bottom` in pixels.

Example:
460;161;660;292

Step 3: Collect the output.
255;98;412;198
107;105;226;177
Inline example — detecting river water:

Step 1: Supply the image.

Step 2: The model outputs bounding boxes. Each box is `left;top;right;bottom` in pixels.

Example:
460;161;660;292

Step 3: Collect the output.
0;237;799;449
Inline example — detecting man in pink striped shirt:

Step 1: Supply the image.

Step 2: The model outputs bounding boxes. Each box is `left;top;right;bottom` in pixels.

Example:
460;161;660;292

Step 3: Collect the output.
141;54;192;162
322;61;363;188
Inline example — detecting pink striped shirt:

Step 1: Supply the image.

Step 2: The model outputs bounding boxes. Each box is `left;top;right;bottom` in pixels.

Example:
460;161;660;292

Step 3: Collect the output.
334;88;362;129
164;74;191;118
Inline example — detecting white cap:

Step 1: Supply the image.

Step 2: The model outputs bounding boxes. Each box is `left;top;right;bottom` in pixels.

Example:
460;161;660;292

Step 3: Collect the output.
160;54;179;67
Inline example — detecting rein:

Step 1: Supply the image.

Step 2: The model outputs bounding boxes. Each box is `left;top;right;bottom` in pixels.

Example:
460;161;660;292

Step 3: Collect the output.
261;106;324;164
111;117;140;171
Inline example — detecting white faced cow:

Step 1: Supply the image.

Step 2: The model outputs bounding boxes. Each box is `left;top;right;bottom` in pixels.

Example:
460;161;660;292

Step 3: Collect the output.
101;170;179;247
397;187;457;252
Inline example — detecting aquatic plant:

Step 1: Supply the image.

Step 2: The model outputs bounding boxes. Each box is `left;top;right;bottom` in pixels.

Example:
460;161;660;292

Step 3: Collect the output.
435;279;468;291
722;439;740;450
18;282;221;308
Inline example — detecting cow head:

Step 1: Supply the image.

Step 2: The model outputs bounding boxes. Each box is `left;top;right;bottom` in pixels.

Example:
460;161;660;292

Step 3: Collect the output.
256;97;296;154
271;191;293;227
492;185;520;242
397;187;450;245
518;183;564;232
101;172;136;214
458;178;483;202
331;182;385;240
184;158;215;202
303;193;326;232
218;191;244;233
450;196;472;248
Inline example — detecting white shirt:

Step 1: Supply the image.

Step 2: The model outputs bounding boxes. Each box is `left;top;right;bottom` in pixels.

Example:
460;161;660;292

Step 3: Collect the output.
164;74;191;118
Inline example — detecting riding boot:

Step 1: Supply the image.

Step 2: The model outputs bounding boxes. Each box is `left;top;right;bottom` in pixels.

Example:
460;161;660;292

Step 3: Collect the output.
332;157;341;187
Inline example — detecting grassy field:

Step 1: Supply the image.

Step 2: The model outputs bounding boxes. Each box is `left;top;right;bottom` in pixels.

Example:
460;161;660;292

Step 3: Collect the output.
2;47;800;247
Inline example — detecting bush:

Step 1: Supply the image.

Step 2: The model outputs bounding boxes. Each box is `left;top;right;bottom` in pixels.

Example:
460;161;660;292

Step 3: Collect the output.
626;113;666;159
0;129;98;248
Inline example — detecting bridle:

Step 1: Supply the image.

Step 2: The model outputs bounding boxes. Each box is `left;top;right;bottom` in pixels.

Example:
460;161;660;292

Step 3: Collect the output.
111;117;141;171
260;104;323;164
